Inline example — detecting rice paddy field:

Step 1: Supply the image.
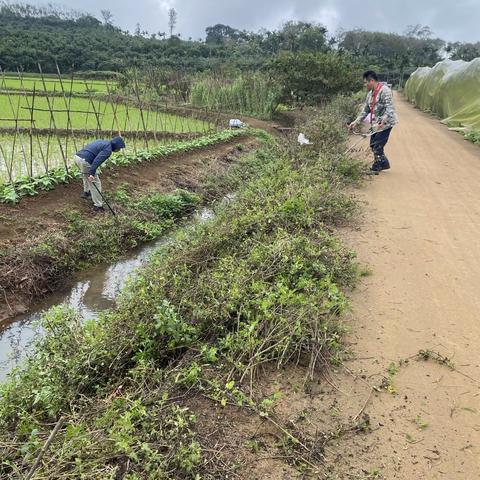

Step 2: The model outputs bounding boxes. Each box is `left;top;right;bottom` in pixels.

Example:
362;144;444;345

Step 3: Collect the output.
0;93;212;132
0;83;216;183
1;76;114;94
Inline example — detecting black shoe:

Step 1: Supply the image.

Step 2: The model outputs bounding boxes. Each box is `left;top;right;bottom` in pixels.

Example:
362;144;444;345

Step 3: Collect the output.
93;205;105;213
379;158;391;171
370;160;382;172
81;191;91;199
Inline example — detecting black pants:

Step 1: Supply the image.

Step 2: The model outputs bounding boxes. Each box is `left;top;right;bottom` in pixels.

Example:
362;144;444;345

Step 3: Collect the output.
370;127;392;158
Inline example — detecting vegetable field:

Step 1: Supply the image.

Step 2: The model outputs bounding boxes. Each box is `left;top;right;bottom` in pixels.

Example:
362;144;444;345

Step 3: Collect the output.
0;68;219;195
0;130;244;203
0;133;179;186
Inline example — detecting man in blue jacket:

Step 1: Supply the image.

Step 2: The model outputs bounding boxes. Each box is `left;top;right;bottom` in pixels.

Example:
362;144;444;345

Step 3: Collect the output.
74;136;125;211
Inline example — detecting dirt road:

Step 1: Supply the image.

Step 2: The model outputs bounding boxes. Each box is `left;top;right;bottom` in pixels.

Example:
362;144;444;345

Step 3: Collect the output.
325;94;480;478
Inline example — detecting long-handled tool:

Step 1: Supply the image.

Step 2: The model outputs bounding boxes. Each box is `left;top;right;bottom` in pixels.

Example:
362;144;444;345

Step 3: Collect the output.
344;129;373;155
346;127;381;176
91;182;116;216
82;173;116;216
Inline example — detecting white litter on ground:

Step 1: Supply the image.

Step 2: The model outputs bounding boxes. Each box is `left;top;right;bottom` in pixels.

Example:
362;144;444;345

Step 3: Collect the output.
229;119;246;128
297;132;312;145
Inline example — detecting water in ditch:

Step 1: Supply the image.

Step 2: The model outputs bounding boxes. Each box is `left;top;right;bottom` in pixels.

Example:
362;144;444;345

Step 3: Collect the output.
0;204;220;380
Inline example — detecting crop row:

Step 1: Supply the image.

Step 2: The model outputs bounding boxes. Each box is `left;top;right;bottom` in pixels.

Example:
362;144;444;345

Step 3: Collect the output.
0;129;246;203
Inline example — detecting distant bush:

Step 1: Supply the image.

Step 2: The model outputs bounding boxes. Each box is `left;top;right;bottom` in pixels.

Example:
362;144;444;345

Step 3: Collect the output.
266;51;362;105
74;70;123;80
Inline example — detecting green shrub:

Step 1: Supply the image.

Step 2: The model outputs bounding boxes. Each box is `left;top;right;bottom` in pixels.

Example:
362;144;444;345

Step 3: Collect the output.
266;51;362;105
465;129;480;144
190;73;282;119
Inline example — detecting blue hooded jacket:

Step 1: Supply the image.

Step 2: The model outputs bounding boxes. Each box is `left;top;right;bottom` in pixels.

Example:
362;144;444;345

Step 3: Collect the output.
76;136;125;175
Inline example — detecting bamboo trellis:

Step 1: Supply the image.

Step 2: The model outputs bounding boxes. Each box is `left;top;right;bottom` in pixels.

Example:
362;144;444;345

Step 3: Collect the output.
0;65;223;185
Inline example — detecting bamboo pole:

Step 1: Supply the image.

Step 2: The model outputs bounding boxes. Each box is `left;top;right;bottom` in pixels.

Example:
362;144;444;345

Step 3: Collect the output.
20;106;98;114
16;68;36;177
107;95;114;136
29;84;35;176
104;79;121;137
203;107;208;134
0;142;14;184
0;68;23;178
83;78;91;135
142;79;152;141
83;79;102;135
31;84;48;175
153;107;159;143
97;86;103;132
132;70;149;148
156;99;165;134
104;84;127;162
67;68;78;152
126;102;138;155
38;64;69;173
55;63;77;155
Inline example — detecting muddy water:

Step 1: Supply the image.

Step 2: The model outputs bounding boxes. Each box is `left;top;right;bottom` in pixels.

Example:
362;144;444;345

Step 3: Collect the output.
0;205;217;380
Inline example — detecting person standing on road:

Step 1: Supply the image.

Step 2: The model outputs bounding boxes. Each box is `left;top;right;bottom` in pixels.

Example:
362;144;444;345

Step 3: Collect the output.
74;136;125;212
349;70;397;173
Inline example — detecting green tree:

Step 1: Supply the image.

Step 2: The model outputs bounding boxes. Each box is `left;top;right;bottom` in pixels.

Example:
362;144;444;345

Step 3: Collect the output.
266;51;362;105
339;28;444;85
205;24;243;45
446;42;480;61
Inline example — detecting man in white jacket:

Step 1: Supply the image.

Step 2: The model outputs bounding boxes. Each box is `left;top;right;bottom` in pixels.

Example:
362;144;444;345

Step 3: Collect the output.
349;70;398;173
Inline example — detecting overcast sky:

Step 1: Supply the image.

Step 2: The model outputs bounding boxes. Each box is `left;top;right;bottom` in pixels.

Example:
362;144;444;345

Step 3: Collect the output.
31;0;479;42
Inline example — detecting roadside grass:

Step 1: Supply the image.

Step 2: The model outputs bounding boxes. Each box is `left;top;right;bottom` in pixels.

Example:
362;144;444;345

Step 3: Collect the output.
0;97;366;478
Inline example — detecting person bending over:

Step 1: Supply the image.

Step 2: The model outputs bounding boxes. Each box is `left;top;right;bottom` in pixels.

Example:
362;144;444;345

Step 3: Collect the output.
74;136;125;212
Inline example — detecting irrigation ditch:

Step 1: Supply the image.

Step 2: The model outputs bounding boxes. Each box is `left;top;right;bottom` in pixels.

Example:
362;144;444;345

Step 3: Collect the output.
0;131;257;322
0;196;227;380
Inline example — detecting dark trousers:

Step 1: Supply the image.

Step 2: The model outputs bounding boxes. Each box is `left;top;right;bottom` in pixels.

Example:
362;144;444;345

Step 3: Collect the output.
370;127;392;158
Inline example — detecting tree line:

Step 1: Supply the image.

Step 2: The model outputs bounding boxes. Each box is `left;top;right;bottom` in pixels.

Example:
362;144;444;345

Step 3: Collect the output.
1;1;478;76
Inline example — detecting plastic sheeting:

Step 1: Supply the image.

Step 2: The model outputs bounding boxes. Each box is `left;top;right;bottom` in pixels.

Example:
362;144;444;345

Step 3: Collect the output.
405;58;480;132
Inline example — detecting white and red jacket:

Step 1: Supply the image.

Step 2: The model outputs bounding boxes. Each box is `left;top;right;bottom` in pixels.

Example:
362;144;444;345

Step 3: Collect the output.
356;82;398;132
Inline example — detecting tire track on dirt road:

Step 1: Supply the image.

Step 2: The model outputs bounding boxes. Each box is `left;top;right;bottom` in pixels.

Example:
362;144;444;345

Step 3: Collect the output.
326;93;480;479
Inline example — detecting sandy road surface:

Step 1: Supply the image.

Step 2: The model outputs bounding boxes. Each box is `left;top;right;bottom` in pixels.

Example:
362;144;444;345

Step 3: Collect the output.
326;94;480;479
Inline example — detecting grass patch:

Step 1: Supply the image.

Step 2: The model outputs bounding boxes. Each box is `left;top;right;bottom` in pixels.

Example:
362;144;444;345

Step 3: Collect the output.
190;74;282;119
